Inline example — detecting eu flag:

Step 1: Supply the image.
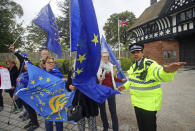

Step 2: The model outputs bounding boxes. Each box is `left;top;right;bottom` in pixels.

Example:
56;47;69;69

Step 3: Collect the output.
101;36;126;87
33;4;62;58
71;0;80;52
72;0;119;104
16;63;75;121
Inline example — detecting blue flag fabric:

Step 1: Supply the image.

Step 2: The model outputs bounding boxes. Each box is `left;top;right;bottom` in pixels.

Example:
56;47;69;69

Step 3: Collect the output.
72;0;119;104
16;63;75;122
33;4;62;58
15;73;28;94
70;0;80;52
101;36;126;87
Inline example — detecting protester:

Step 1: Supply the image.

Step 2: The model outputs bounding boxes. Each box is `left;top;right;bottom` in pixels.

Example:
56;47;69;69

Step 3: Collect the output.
9;44;30;120
118;43;186;131
6;59;23;113
67;74;99;131
41;49;51;59
0;65;5;111
13;61;39;131
39;49;63;73
41;56;64;131
9;44;29;73
97;51;126;131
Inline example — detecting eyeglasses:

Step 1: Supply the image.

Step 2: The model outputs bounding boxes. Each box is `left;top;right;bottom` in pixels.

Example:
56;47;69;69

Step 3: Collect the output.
102;56;109;58
46;62;55;64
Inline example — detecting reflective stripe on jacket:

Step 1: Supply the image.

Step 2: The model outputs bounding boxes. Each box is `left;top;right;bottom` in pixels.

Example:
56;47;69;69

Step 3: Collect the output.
123;58;176;111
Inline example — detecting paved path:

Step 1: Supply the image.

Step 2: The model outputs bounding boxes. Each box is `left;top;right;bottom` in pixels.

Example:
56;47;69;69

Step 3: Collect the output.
114;67;195;131
0;67;195;131
0;104;137;131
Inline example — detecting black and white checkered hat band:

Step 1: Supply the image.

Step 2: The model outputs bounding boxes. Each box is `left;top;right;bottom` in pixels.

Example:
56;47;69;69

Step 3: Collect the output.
130;45;143;52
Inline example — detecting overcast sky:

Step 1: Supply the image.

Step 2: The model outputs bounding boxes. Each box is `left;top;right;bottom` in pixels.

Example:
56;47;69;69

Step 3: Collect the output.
13;0;150;35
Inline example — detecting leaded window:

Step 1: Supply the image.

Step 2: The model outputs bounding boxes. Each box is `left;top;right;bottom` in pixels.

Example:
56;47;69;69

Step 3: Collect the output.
193;8;195;17
180;12;185;21
186;10;192;20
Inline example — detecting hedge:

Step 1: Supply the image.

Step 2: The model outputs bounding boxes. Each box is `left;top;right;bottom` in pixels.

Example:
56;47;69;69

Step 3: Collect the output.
0;62;7;67
119;57;134;72
1;57;134;74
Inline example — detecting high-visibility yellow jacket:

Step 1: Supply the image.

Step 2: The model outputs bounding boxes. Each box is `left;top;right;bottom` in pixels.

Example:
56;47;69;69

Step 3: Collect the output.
124;57;176;111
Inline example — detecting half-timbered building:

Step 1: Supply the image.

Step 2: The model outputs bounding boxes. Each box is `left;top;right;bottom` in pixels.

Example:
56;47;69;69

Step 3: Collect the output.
129;0;195;65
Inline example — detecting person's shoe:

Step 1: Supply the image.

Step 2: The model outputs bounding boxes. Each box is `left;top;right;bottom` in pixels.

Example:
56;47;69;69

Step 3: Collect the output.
0;106;3;112
24;121;33;129
27;124;39;131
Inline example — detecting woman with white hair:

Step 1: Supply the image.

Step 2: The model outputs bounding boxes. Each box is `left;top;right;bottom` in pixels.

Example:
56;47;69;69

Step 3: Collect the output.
97;51;126;131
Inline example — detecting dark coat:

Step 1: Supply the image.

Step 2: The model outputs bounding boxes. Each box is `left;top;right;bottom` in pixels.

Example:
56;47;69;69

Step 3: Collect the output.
66;71;99;118
9;65;19;87
72;90;99;118
14;52;29;73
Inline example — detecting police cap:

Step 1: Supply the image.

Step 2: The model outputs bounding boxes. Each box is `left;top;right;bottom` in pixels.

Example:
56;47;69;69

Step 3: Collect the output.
129;43;144;53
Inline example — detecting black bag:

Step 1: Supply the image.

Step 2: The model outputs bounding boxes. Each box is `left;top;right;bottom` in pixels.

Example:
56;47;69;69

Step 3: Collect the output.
67;93;83;122
67;105;83;122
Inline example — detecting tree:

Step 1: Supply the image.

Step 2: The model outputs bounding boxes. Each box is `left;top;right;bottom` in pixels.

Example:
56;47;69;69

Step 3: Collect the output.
103;11;136;50
0;0;24;53
23;0;70;52
23;23;47;52
56;0;70;51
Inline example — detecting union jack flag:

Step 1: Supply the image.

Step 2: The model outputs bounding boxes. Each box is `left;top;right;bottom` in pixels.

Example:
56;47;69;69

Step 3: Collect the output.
119;19;129;27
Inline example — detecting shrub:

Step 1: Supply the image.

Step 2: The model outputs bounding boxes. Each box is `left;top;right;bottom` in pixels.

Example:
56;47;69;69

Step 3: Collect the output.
32;61;40;67
0;61;7;67
56;59;64;67
62;59;73;75
119;57;134;71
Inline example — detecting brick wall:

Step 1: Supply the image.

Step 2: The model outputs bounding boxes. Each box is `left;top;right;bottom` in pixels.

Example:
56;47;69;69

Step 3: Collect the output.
144;40;179;65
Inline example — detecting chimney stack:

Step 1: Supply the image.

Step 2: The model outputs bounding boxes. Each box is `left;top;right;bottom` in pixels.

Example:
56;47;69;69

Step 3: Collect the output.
151;0;157;5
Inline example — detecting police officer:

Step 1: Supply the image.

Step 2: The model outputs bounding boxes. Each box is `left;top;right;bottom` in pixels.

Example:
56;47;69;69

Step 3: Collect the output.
118;43;186;131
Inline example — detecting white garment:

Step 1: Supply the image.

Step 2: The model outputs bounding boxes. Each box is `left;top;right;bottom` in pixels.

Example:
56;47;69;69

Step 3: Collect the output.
97;61;117;89
137;57;144;66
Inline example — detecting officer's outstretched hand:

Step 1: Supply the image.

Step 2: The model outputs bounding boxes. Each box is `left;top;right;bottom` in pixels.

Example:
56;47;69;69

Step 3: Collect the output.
163;62;187;73
118;85;125;91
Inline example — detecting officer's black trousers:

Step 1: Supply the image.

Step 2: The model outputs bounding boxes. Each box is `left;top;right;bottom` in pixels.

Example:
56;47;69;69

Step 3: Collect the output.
134;106;157;131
